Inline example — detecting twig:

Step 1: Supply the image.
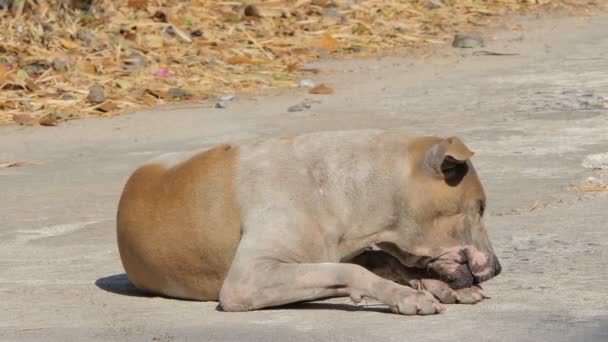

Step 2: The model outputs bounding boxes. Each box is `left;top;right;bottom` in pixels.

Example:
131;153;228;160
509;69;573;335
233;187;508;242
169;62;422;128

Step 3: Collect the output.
244;30;274;61
473;50;520;56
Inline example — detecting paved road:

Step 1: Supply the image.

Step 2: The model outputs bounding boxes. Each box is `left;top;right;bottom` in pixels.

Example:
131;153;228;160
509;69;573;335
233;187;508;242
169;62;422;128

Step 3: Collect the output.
1;13;607;342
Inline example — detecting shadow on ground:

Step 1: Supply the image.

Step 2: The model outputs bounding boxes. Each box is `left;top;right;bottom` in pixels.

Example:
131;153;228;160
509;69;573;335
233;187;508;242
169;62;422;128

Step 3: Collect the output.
95;274;151;298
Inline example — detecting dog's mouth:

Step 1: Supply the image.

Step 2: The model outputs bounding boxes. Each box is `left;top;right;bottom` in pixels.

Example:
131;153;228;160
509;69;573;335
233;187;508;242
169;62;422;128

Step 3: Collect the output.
425;259;475;289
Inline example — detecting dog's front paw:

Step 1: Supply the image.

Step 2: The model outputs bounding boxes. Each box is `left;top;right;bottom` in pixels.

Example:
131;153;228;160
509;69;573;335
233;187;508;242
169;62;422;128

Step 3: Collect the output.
383;287;445;315
409;279;488;305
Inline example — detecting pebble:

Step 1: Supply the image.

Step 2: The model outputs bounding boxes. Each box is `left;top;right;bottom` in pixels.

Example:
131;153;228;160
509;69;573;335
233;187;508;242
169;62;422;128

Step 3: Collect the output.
218;94;236;102
215;94;236;108
191;29;203;37
23;63;47;76
87;84;105;104
52;58;69;72
169;88;192;98
582;152;608;169
452;33;484;48
298;79;316;89
426;0;444;9
287;103;312;112
123;51;147;71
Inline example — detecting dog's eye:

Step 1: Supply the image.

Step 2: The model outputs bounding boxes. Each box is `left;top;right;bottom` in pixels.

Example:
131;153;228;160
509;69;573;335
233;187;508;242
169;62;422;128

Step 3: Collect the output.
479;202;486;217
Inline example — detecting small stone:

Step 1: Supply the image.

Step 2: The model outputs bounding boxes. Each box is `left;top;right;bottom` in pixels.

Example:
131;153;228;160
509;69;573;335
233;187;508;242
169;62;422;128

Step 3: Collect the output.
123;51;147;71
426;0;444;9
0;0;13;11
70;0;93;12
393;23;409;33
218;94;236;102
52;58;68;72
169;88;192;98
87;84;105;104
287;103;312;112
582;152;608;169
23;63;47;76
244;4;261;17
215;101;227;109
191;29;203;37
322;9;347;23
298;79;315;89
452;33;484;48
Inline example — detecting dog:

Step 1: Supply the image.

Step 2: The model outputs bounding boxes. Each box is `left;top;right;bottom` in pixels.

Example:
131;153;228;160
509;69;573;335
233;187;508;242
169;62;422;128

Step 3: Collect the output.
116;130;501;315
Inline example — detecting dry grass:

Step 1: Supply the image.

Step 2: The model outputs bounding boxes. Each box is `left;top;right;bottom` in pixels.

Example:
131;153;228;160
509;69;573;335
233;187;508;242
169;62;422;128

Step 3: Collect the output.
0;0;603;126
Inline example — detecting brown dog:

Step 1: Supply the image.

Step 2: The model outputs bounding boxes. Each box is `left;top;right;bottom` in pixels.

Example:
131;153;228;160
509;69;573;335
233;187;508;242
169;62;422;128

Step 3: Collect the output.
117;130;501;315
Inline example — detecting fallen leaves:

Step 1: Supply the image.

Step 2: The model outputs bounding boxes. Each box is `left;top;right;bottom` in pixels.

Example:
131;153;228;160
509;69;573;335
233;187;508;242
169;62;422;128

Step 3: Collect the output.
13;114;37;125
57;38;81;50
225;56;262;65
309;84;333;94
578;185;608;193
311;35;338;53
0;0;602;126
38;113;63;126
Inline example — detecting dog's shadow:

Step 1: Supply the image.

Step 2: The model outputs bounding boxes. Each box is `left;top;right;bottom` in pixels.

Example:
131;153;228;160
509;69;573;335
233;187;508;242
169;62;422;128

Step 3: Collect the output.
95;274;390;313
95;273;152;298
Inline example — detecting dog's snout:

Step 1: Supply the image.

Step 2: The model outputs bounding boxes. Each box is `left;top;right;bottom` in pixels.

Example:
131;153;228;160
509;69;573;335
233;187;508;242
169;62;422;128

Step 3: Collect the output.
493;258;502;277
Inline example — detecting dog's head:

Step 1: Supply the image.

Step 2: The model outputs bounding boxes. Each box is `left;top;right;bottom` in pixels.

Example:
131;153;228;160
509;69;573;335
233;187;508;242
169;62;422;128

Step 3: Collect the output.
379;136;501;289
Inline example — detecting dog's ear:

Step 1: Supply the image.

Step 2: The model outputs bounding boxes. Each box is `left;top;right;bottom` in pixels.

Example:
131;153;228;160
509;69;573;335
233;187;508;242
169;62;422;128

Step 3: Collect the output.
422;137;474;185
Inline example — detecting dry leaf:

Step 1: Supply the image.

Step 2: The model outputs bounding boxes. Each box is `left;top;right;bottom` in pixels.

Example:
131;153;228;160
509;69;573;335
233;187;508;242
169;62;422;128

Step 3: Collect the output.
77;62;97;75
225;56;255;65
146;89;173;100
128;0;148;10
57;38;81;50
13;114;38;125
309;83;333;94
0;64;12;83
141;94;158;106
312;0;332;7
39;113;62;126
142;35;164;49
96;101;119;112
25;79;39;92
0;161;34;168
312;35;338;53
578;185;608;192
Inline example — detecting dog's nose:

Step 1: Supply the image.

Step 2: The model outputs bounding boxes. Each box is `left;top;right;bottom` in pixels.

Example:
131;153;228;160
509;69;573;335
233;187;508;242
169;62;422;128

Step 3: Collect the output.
493;258;502;277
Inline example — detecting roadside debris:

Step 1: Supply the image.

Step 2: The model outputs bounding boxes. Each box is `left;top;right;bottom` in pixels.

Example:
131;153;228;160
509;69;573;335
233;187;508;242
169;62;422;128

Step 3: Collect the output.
298;79;316;89
215;94;236;109
0;161;36;168
287;98;321;113
287;103;312;113
452;33;484;48
582;153;608;169
87;85;106;104
38;113;63;126
309;84;334;95
0;1;602;125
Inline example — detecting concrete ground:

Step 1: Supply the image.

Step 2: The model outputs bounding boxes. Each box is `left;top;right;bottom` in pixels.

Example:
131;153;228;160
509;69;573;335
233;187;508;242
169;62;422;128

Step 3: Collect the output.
1;13;608;342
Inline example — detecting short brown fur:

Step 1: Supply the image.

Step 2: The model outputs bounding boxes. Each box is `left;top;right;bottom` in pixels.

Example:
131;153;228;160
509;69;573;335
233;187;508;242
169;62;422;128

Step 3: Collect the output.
117;145;241;300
